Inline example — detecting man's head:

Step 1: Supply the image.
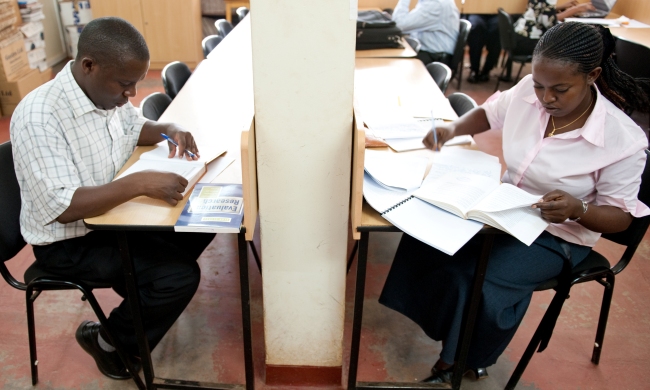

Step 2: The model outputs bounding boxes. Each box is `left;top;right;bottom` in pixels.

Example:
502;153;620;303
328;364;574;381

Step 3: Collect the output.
72;17;150;110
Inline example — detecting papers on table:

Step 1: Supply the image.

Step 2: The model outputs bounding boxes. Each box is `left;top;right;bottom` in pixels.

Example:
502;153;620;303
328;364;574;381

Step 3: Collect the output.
426;148;502;183
363;172;483;255
565;16;650;28
364;149;428;191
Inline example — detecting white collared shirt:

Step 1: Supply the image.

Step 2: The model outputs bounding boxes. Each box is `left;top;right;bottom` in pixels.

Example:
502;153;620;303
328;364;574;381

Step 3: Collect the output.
392;0;459;55
482;74;649;247
10;61;148;245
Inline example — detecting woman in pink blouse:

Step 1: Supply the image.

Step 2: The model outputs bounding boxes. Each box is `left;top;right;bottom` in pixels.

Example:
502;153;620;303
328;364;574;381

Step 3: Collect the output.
379;22;650;384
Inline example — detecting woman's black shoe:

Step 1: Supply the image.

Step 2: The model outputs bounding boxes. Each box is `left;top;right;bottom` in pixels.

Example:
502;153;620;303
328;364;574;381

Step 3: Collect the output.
421;366;489;383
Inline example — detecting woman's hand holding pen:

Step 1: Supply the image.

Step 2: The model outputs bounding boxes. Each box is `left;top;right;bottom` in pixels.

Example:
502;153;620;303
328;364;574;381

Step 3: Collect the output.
532;190;584;223
161;123;200;160
423;125;455;151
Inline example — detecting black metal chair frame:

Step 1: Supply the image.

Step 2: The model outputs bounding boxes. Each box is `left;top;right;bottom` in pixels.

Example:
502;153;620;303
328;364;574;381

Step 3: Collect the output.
447;92;478;117
505;153;650;390
161;61;192;100
450;19;471;91
0;141;145;388
202;35;224;59
140;92;172;121
347;224;497;390
494;8;532;92
426;61;453;95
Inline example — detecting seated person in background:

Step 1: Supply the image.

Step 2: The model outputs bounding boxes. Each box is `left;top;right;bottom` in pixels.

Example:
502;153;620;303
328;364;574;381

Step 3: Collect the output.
392;0;459;66
10;17;215;380
467;14;500;83
380;22;650;383
501;0;595;80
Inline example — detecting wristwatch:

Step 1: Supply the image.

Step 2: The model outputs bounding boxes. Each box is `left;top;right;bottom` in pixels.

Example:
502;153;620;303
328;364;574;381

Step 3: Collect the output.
570;199;589;222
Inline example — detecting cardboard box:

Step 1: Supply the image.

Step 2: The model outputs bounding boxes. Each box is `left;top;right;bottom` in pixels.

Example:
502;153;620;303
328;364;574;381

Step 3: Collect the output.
0;33;31;81
58;1;92;26
1;102;16;117
0;67;42;105
64;24;83;58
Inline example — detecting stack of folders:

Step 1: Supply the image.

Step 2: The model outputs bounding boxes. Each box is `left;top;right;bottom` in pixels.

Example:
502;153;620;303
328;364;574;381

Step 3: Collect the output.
363;148;548;255
363;107;473;152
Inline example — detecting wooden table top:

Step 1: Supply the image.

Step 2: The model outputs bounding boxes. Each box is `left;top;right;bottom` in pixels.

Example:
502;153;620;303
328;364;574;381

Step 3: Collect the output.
85;18;254;229
354;57;457;120
610;27;650;49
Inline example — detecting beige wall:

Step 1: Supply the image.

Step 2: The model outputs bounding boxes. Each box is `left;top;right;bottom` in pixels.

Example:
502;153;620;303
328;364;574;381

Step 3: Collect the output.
250;0;355;367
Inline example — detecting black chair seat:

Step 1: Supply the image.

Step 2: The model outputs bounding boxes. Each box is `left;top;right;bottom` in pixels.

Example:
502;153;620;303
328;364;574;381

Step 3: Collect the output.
24;262;113;290
534;251;611;291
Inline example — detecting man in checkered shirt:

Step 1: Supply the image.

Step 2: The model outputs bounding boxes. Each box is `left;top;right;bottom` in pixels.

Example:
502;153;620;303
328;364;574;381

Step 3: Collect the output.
10;17;215;380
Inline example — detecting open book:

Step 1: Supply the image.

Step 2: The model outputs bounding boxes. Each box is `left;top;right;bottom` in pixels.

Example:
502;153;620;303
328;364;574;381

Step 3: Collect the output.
116;141;226;196
413;172;548;245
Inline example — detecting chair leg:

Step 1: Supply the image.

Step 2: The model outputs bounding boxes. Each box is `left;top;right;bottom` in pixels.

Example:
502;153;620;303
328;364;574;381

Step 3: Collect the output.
79;286;146;390
495;65;506;92
457;61;463;90
592;272;615;365
25;286;39;385
514;62;526;84
346;241;359;274
505;289;569;390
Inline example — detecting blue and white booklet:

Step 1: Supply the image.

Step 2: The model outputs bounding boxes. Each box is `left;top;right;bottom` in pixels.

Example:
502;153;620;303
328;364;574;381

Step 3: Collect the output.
174;183;243;233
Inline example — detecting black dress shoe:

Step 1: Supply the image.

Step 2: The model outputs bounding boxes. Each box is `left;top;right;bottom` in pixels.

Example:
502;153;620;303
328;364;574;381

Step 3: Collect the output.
467;71;481;84
421;366;454;384
477;72;490;82
421;366;489;383
75;320;140;380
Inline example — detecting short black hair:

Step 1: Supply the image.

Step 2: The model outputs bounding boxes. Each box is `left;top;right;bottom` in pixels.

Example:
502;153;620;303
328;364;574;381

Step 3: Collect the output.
76;17;149;66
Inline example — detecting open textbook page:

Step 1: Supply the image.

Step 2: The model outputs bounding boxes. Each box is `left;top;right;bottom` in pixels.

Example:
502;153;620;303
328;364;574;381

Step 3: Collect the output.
139;140;226;165
363;172;483;256
115;159;206;196
414;172;548;245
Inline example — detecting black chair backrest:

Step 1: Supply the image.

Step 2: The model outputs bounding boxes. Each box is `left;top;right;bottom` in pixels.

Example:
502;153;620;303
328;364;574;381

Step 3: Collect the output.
141;92;172;121
497;8;516;52
426;62;452;94
0;141;27;263
404;36;421;52
450;19;471;74
601;153;650;273
236;6;249;23
215;19;233;38
447;92;478;117
161;61;192;100
202;35;223;58
615;38;650;79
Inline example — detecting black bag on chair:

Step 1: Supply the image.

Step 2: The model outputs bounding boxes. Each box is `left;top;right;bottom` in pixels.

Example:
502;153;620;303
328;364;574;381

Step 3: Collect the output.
356;10;403;50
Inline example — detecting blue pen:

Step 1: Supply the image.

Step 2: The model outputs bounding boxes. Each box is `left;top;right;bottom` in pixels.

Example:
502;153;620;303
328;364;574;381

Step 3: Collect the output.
160;133;197;158
431;110;439;151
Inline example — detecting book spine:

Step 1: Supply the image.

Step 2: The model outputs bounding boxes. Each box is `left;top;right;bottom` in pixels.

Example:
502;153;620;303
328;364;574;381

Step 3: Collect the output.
381;196;414;215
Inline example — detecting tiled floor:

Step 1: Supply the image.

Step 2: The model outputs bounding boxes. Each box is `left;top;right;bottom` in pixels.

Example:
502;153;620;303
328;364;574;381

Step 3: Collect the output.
1;57;649;390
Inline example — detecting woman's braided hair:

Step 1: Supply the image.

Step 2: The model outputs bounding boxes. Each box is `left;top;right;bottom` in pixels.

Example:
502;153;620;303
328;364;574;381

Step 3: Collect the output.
533;21;650;114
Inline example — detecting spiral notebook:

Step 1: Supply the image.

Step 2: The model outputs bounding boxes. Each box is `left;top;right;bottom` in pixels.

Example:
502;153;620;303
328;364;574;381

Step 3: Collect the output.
363;172;483;255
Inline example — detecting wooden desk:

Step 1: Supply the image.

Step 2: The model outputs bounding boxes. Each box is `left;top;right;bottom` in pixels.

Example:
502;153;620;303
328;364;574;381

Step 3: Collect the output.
224;0;249;23
349;55;496;390
354;58;457;120
355;37;417;58
454;0;526;14
610;27;650;49
85;18;256;390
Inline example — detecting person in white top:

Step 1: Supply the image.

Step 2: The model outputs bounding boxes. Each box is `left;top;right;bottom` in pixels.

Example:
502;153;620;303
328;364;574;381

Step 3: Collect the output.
380;22;650;383
10;17;215;380
391;0;459;66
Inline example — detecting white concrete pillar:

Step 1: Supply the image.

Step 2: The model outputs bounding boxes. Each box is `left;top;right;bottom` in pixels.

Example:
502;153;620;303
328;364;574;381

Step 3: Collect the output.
249;0;356;385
